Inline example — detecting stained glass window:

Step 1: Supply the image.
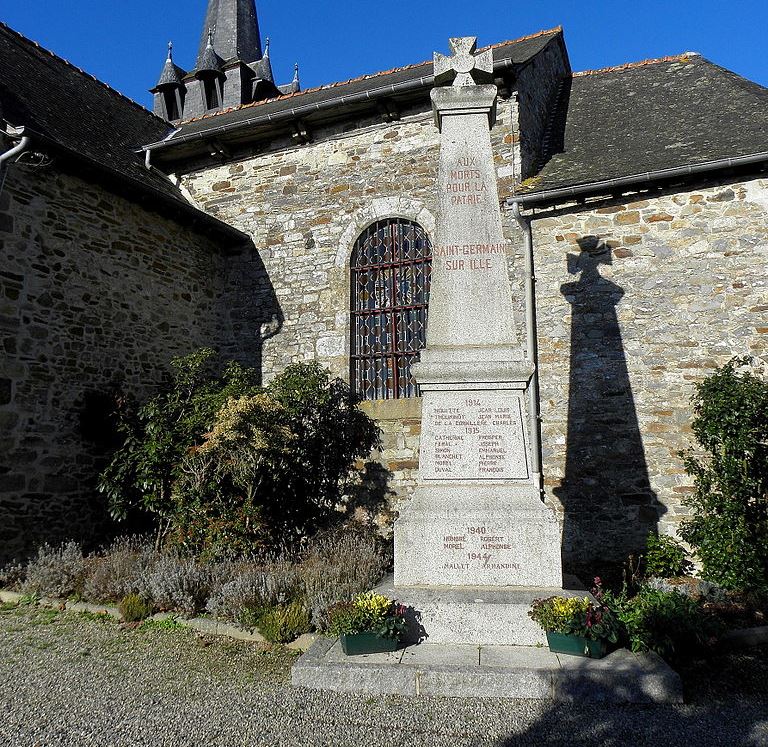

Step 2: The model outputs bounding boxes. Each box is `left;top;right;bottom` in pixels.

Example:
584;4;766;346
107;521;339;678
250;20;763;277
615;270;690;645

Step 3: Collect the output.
351;219;432;400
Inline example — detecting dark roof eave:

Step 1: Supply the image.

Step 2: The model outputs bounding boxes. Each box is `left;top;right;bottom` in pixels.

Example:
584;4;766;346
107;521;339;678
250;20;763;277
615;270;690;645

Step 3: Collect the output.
17;126;249;249
143;54;529;155
507;151;768;208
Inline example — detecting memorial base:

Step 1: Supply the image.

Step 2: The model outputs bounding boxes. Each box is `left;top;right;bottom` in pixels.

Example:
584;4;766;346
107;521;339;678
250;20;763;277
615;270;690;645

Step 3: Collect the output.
375;576;586;647
394;484;562;588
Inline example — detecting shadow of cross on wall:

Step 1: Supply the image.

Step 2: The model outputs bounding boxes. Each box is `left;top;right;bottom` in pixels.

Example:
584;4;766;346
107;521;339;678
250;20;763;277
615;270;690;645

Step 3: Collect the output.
554;236;665;577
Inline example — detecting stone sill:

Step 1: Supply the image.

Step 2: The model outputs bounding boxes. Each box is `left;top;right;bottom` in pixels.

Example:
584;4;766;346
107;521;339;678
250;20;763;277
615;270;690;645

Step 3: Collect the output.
360;397;422;422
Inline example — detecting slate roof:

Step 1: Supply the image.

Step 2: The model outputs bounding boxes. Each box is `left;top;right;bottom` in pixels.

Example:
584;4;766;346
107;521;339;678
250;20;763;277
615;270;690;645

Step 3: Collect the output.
148;27;563;152
523;54;768;195
196;0;263;67
154;46;187;89
0;22;245;244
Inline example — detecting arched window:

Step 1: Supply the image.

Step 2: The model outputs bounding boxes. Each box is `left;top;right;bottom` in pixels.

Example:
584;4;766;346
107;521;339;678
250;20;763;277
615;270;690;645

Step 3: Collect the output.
351;219;432;400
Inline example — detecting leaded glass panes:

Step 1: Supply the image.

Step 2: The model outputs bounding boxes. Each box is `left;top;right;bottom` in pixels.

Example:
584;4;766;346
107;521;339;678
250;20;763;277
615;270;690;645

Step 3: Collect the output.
351;219;431;400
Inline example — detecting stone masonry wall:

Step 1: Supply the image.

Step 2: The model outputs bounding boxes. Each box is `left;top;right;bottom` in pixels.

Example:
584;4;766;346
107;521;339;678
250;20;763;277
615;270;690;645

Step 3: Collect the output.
526;178;768;571
181;97;524;509
0;165;230;562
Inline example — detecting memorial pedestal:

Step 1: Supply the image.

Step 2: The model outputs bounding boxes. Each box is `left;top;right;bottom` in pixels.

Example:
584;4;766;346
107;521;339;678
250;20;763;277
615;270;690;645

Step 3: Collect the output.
395;351;561;589
390;37;563;642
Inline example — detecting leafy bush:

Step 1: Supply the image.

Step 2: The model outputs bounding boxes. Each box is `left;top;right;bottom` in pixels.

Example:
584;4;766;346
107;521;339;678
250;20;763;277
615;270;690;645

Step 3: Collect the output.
605;586;720;663
300;528;391;631
263;363;380;535
22;542;88;598
680;357;768;591
100;351;379;557
643;533;692;579
99;349;260;548
205;559;301;626
256;600;311;643
118;593;153;622
169;393;293;559
140;555;221;617
82;536;156;603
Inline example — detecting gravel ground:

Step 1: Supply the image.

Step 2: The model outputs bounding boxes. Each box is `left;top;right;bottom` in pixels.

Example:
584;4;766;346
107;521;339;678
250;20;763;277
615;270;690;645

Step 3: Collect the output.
1;603;767;747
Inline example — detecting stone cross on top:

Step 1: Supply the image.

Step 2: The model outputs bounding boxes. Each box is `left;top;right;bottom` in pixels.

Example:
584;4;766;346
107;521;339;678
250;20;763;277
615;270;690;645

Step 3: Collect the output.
433;37;494;87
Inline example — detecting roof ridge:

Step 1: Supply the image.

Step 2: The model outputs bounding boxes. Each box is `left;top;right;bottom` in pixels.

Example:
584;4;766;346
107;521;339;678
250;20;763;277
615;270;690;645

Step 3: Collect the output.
696;57;768;96
573;54;699;77
177;26;564;126
0;21;167;125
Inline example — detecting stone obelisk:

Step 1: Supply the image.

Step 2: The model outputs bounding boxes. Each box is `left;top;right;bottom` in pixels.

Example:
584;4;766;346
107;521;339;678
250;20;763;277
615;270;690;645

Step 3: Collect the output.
394;38;562;590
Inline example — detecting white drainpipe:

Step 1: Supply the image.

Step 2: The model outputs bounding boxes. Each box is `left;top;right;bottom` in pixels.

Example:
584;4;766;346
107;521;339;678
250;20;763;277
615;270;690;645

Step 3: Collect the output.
0;133;31;197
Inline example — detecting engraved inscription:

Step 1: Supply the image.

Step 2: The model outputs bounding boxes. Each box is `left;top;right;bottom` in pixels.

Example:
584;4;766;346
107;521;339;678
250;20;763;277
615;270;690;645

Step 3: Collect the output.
421;392;530;480
440;522;521;573
446;155;488;205
433;242;508;273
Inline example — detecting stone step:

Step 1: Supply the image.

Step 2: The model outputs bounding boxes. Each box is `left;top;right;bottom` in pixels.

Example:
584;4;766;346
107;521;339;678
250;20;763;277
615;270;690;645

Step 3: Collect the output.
291;638;683;704
375;576;591;646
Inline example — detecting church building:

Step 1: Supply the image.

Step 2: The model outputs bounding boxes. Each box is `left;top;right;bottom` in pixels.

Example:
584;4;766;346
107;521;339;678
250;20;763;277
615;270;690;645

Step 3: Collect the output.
1;0;766;575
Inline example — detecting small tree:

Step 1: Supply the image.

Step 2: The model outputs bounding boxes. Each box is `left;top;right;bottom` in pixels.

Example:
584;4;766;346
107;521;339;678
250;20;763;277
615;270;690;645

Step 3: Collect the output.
680;357;768;591
264;362;381;535
100;354;380;557
98;348;259;548
169;393;297;558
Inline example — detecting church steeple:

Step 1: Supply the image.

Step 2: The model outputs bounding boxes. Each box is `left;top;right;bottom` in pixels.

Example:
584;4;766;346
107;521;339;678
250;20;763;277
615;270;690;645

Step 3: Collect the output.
196;0;263;66
150;0;300;122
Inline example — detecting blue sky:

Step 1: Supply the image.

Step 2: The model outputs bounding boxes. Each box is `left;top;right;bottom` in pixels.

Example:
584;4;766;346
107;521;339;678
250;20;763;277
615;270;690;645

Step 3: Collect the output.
3;1;767;109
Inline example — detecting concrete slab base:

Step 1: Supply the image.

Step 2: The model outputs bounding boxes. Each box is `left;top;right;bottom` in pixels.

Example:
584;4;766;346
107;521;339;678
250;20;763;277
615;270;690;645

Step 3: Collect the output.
374;575;590;646
292;638;683;704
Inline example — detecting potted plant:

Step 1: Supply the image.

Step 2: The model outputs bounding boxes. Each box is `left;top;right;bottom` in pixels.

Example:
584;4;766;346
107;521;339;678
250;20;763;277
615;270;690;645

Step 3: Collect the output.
529;580;620;659
328;591;409;655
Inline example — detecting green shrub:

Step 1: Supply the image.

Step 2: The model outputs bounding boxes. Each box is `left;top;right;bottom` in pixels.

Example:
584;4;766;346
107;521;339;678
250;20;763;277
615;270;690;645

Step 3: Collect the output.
99;352;379;557
118;593;153;622
263;363;380;536
643;533;692;579
680;357;768;591
98;349;260;547
606;586;720;663
256;600;311;643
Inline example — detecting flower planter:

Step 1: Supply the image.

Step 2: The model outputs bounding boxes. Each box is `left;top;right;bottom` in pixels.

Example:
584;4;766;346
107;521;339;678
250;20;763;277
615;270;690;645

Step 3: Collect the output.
339;631;399;656
546;631;609;659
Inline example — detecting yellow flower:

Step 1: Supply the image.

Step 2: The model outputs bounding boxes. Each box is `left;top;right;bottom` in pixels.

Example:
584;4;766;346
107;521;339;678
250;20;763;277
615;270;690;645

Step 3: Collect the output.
354;591;392;618
550;596;589;621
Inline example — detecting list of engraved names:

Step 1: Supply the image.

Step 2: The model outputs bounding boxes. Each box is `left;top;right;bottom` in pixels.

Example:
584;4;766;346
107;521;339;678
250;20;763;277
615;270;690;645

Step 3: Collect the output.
421;392;529;480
